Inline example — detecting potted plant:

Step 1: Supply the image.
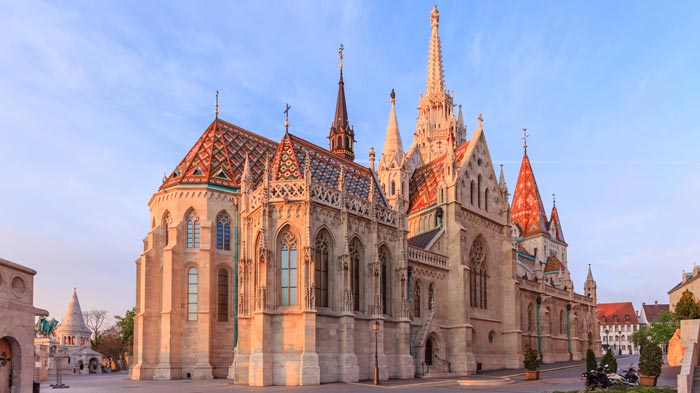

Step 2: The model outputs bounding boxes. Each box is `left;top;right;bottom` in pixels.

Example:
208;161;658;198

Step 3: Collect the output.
523;344;540;380
638;343;663;386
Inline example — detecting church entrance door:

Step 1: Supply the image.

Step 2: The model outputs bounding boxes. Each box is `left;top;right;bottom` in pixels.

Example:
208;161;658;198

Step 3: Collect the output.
425;337;434;366
0;337;15;393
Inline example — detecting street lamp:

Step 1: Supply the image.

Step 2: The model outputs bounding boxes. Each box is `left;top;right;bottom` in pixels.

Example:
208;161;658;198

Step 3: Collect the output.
372;320;380;385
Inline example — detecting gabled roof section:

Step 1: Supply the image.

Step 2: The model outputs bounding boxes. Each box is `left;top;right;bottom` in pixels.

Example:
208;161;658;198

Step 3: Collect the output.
408;228;441;249
271;132;302;181
596;302;639;326
276;134;387;207
544;255;565;274
408;141;470;214
511;153;548;237
160;119;278;191
642;303;669;324
549;204;566;243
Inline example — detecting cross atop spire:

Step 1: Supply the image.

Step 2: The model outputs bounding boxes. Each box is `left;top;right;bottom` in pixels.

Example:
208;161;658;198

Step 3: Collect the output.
284;103;291;133
339;43;344;70
552;193;556;207
215;90;219;119
329;44;355;161
522;128;529;154
426;5;445;94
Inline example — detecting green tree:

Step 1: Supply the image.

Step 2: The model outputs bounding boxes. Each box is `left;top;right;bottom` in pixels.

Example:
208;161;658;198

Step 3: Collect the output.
94;326;126;370
585;348;597;372
647;311;678;346
114;307;135;353
632;325;651;352
674;290;700;320
600;349;618;373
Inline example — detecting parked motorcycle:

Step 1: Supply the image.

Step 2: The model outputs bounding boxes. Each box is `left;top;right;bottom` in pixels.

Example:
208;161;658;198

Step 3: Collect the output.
607;366;639;385
582;365;612;390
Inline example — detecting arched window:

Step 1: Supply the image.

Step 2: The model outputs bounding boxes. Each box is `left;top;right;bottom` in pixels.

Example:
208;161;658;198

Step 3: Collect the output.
216;213;231;250
485;188;489;212
186;209;200;248
414;281;421;318
470;181;475;205
314;230;331;308
350;237;362;312
469;237;488;309
162;211;171;247
527;303;534;332
379;246;391;315
391;181;396;196
428;283;435;311
477;175;482;208
217;268;229;322
280;229;298;306
187;267;198;320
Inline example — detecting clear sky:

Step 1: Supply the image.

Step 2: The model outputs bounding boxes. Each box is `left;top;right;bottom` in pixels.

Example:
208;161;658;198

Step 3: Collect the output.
1;0;699;323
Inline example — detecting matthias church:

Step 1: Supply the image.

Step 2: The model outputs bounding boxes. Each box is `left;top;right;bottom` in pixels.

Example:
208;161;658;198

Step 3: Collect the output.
131;6;599;386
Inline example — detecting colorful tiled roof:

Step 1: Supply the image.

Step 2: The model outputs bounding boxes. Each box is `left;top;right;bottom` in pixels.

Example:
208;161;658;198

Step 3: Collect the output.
544;255;565;274
511;153;549;237
408;141;470;214
160;119;278;191
549;205;566;243
271;133;387;207
596;302;639;326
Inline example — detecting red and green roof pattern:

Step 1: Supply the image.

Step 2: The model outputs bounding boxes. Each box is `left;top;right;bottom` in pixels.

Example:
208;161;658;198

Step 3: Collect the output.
408;141;470;214
549;205;566;243
272;133;387;206
511;153;549;238
161;119;278;191
543;255;565;274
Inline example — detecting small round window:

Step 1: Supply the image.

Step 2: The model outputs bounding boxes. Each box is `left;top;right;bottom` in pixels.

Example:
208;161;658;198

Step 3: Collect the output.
12;276;26;296
488;330;496;344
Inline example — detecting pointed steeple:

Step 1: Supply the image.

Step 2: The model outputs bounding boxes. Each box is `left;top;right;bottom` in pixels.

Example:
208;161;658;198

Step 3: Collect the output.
549;195;566;243
499;164;508;195
380;89;404;169
426;5;445;94
511;149;548;238
586;264;594;281
584;264;597;301
329;43;355;161
55;288;91;340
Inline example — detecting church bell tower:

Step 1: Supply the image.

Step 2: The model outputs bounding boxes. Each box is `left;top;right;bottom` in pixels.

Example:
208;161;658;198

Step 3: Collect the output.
329;44;356;161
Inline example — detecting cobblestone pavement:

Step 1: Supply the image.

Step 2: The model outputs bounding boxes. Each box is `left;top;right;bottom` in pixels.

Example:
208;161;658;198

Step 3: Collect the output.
40;356;678;393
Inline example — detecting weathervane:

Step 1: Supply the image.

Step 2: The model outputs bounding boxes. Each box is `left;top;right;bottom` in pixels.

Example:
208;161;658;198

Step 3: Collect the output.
215;90;219;119
522;128;529;153
284;103;291;133
339;43;344;69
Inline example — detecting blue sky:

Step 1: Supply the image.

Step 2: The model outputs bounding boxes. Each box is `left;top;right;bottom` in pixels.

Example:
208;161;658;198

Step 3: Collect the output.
1;0;699;323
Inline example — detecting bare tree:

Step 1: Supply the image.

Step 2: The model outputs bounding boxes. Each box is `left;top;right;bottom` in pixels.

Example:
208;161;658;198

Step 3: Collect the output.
84;309;108;347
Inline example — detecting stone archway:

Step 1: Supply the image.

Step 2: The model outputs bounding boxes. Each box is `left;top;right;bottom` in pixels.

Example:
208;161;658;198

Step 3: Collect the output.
0;336;20;393
89;358;99;374
425;337;434;366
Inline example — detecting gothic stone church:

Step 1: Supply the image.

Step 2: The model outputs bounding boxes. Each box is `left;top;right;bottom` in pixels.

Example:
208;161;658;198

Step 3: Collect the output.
131;6;599;386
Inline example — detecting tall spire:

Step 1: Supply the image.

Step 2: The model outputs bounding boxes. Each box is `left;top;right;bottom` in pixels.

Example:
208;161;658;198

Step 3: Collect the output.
329;43;355;161
549;194;566;243
380;88;404;169
426;5;445;94
511;145;548;238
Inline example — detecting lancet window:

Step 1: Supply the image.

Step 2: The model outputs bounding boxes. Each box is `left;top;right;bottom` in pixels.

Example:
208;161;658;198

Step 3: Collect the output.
217;213;231;251
280;229;298;306
187;267;198;320
186;209;200;248
162;211;171;246
218;268;229;322
469;237;488;309
414;281;421;318
314;230;331;308
428;283;435;311
350;237;362;312
379;246;391;315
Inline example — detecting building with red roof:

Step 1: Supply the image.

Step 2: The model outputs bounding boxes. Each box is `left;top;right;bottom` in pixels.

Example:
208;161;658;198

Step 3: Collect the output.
596;302;640;355
132;6;599;386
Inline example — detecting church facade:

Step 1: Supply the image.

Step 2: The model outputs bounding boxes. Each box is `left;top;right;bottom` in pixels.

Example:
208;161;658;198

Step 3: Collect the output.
131;6;599;386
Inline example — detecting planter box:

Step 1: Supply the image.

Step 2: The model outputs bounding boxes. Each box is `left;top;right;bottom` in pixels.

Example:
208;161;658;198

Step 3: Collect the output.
525;370;540;380
639;374;657;387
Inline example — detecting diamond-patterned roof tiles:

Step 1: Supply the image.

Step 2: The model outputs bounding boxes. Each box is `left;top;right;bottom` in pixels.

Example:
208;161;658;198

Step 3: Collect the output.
511;153;549;237
160;119;278;191
408;141;470;214
544;255;565;274
270;133;387;207
549;205;566;243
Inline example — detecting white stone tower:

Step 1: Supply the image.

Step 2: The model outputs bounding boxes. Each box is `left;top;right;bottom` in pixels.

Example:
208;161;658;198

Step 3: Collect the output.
55;288;91;347
377;89;409;209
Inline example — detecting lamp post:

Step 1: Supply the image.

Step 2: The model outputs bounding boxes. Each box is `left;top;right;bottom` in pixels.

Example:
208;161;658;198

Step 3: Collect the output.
372;320;380;385
604;328;609;352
